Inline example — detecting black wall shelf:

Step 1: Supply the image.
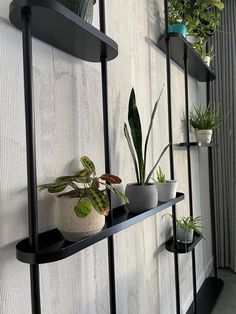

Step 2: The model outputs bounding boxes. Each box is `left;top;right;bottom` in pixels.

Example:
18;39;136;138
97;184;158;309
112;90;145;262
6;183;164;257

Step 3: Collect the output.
16;193;184;264
178;142;216;148
157;33;216;82
186;277;224;314
9;0;118;62
165;233;202;254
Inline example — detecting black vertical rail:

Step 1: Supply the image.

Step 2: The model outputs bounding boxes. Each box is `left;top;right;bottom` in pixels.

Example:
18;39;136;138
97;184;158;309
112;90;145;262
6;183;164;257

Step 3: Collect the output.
99;1;116;314
163;1;180;313
22;8;41;314
207;80;218;278
183;51;197;313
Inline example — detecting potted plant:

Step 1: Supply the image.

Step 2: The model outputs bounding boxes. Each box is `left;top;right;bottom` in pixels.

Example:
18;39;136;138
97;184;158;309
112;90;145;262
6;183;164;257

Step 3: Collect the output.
39;156;128;242
57;0;96;24
189;105;227;143
124;86;169;214
154;167;178;202
168;0;189;37
176;216;204;244
196;44;215;67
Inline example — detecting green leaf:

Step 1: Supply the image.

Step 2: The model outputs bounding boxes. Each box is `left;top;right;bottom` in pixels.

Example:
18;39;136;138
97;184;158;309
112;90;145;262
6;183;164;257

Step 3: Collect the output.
128;88;144;184
124;123;140;183
105;184;129;204
80;156;96;176
143;84;165;181
74;199;93;218
38;182;68;193
87;188;109;216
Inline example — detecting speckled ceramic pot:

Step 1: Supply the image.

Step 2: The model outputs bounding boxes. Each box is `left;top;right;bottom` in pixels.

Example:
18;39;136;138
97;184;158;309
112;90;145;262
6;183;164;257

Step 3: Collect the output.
195;129;213;143
125;183;158;214
57;197;105;242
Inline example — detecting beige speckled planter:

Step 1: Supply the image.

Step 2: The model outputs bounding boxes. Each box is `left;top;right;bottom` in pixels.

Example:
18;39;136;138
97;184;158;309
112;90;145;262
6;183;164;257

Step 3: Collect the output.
195;129;213;143
57;197;105;242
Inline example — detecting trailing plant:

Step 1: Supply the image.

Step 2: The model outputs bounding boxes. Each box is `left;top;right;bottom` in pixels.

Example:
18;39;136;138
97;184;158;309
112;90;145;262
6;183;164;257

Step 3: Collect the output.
189;105;227;130
168;0;191;25
38;156;128;218
176;216;205;238
155;167;166;183
124;86;169;185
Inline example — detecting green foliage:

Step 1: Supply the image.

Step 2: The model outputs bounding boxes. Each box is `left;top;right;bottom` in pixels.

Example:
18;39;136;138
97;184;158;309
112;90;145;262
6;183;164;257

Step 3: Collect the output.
124;86;170;185
155;167;166;183
168;0;191;25
189;105;226;130
38;156;128;218
176;216;205;239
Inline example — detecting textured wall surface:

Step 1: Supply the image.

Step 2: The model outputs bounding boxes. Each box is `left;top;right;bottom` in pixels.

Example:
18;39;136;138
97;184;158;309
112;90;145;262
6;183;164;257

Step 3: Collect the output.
0;0;213;313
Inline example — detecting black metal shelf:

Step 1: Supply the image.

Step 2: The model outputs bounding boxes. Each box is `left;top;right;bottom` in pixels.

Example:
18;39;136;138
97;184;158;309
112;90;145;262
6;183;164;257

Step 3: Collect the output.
186;277;224;314
16;193;184;264
157;33;216;82
165;232;202;254
9;0;118;62
178;142;216;148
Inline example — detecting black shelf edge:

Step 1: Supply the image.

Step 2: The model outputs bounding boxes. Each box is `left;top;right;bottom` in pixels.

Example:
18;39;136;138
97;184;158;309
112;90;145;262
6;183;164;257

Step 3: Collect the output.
178;142;216;148
186;277;224;314
157;33;216;82
16;192;184;264
165;232;202;254
9;0;118;62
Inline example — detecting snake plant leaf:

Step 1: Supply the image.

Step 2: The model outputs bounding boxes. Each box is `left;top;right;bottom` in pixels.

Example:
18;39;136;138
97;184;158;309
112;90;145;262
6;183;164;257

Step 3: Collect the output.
104;184;129;204
80;156;96;176
128;88;144;184
38;182;68;193
87;188;109;216
124;123;140;184
143;84;165;180
100;174;122;184
74;199;93;218
145;143;170;184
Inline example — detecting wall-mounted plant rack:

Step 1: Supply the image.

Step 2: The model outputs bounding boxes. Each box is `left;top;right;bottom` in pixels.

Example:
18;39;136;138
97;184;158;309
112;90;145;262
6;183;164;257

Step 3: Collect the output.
157;33;216;82
161;0;223;313
16;193;184;264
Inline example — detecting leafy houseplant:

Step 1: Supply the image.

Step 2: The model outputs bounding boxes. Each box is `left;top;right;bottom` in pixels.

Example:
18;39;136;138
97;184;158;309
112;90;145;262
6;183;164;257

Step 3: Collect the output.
124;86;169;213
189;105;227;143
176;216;205;244
39;156;128;241
168;0;189;37
57;0;96;23
154;167;178;202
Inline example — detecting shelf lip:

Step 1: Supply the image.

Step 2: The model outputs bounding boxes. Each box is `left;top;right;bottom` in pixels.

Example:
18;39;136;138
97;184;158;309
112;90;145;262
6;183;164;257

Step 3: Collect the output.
165;232;202;254
178;142;216;148
157;33;216;82
9;0;118;62
186;277;224;314
16;192;184;264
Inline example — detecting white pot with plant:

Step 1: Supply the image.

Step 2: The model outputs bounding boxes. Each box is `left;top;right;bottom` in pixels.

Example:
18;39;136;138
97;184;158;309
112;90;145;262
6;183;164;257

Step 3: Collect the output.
189;105;227;143
154;167;178;202
124;86;169;214
39;156;128;242
176;216;204;244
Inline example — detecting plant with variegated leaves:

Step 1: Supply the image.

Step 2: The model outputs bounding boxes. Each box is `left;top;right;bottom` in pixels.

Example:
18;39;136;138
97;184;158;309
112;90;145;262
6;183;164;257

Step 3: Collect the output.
38;156;128;218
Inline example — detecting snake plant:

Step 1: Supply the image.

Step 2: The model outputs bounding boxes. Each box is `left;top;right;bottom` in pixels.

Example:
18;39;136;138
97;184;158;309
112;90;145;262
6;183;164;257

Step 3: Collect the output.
124;85;169;185
39;156;128;218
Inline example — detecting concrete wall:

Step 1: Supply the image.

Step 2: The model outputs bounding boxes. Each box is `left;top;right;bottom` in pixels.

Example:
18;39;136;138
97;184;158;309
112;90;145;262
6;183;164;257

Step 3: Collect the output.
0;0;213;313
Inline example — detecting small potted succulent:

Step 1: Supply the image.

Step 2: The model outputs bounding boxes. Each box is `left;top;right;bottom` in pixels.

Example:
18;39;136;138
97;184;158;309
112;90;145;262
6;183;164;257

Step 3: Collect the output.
154;167;178;202
39;156;128;242
57;0;96;24
189;105;227;143
168;0;189;37
124;85;169;214
176;216;205;244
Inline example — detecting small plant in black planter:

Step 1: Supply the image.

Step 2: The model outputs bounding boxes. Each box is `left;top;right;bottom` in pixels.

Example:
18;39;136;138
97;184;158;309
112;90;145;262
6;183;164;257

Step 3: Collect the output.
39;156;128;242
124;85;169;214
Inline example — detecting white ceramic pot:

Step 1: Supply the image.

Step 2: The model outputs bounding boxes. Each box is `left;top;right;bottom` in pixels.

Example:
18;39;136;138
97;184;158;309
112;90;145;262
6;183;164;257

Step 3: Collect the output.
186;35;198;44
176;226;194;244
195;129;213;143
203;56;211;67
57;197;105;242
156;180;178;202
125;183;158;214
